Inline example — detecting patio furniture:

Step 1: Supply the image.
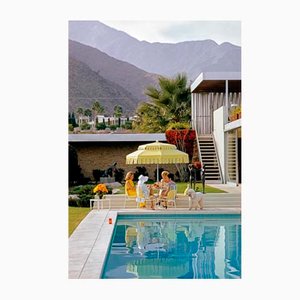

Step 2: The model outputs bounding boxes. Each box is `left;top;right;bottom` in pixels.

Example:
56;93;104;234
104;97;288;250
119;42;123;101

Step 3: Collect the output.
157;184;177;209
89;197;111;210
165;185;177;208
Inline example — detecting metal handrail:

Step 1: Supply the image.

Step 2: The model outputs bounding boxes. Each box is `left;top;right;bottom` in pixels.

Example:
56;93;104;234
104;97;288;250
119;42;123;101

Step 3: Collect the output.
194;127;203;163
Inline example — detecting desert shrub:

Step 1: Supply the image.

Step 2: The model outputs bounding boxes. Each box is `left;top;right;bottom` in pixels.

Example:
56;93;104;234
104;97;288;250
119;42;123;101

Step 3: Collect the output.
134;166;149;181
69;185;90;194
96;123;106;130
109;125;117;131
175;166;190;182
114;168;125;183
69;184;113;207
75;198;90;207
92;169;106;182
68;198;78;207
74;185;94;207
121;121;132;129
80;123;91;130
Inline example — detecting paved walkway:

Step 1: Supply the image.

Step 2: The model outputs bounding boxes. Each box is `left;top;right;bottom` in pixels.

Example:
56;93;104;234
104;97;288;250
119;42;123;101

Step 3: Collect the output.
209;183;241;194
69;184;241;279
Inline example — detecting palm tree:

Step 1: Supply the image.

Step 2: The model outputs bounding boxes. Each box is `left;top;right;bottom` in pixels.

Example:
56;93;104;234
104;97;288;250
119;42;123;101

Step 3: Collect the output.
113;105;123;127
84;108;92;123
146;73;191;123
133;102;169;132
134;73;191;132
92;101;105;129
76;107;84;126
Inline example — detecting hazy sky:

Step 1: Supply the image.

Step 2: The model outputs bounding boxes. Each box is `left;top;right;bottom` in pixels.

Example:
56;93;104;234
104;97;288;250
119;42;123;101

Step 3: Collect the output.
102;20;241;46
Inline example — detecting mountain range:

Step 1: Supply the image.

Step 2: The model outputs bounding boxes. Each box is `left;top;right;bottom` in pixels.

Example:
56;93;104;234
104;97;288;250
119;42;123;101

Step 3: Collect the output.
69;40;159;114
69;20;241;81
69;20;241;115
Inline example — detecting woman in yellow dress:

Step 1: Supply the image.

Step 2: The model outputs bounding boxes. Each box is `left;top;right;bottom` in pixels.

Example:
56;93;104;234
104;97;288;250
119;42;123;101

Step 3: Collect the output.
125;171;137;197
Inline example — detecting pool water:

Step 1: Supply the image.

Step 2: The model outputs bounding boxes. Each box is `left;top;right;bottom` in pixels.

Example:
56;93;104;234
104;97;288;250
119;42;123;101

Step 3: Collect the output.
101;214;241;279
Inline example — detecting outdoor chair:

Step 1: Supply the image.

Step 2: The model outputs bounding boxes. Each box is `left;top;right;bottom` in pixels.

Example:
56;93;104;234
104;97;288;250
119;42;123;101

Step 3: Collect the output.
164;185;177;208
136;185;153;209
124;190;138;208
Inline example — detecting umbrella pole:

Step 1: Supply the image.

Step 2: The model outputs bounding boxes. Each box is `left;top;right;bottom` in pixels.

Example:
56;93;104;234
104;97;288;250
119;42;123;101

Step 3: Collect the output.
157;164;159;182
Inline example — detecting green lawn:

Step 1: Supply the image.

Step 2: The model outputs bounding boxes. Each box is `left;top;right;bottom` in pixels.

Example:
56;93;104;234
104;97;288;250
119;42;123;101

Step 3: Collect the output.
69;207;91;237
175;182;225;193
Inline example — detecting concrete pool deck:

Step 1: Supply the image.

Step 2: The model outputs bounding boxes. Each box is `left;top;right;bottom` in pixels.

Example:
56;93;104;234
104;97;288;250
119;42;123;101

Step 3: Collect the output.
69;184;241;279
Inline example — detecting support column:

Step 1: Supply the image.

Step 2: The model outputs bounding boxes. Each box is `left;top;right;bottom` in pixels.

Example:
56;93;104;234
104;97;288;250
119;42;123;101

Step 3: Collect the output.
224;80;229;124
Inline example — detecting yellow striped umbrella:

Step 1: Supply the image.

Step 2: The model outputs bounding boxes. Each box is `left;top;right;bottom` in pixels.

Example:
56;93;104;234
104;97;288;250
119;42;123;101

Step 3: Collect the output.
126;141;189;181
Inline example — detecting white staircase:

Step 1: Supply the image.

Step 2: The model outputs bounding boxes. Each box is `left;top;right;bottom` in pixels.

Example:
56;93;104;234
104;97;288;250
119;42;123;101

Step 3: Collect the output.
198;134;222;183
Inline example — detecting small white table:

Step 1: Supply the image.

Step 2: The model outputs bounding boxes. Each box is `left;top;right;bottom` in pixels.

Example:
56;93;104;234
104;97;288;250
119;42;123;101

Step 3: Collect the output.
89;198;111;210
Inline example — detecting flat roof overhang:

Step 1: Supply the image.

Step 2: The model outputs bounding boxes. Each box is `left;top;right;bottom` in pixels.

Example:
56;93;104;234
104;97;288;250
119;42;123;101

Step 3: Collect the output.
68;133;167;143
191;72;241;93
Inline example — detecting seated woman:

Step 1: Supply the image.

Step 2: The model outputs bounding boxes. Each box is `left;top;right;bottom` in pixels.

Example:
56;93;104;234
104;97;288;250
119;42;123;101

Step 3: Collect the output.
125;171;137;197
156;171;176;208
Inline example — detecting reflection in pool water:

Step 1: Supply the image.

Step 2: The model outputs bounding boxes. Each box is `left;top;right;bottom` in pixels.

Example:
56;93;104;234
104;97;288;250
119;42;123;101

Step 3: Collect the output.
101;215;241;279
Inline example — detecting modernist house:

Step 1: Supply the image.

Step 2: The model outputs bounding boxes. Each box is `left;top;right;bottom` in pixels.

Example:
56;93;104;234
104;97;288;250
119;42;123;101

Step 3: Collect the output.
191;72;241;185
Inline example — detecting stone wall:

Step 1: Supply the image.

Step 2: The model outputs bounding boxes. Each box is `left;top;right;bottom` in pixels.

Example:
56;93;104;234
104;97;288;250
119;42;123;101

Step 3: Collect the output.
70;142;178;181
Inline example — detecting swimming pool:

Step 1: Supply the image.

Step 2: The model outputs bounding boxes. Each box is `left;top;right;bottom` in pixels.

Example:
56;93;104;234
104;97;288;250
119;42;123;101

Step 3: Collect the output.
101;214;241;279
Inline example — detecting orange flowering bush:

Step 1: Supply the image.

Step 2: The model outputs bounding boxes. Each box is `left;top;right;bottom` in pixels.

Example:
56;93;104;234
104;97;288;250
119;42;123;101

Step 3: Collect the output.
93;183;108;197
165;129;196;159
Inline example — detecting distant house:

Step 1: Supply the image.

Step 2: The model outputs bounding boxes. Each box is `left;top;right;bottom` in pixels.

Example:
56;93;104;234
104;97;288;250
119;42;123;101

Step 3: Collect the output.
96;115;133;126
77;115;91;126
191;72;241;185
76;115;135;128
